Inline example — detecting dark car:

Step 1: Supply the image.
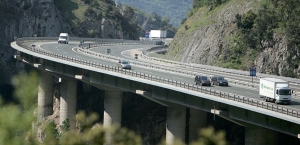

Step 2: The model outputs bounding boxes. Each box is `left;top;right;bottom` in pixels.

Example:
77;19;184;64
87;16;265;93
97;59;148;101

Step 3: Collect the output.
155;41;164;45
211;76;228;86
194;75;211;86
105;48;111;54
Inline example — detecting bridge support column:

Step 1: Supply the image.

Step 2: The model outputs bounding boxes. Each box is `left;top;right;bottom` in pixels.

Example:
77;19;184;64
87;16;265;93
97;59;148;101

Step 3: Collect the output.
38;71;54;120
166;106;186;145
189;108;207;143
103;91;123;127
60;79;77;130
103;91;122;145
245;126;279;145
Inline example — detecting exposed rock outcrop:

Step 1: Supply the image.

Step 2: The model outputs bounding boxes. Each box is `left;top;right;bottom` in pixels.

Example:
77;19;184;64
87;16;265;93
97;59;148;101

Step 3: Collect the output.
0;0;69;83
166;1;300;77
0;0;140;84
167;1;256;64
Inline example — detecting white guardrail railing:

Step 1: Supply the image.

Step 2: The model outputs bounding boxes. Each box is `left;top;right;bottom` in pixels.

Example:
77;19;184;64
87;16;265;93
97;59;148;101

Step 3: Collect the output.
14;37;300;119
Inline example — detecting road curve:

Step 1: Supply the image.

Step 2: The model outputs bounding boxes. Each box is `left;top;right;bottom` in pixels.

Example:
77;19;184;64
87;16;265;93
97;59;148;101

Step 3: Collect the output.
37;41;300;110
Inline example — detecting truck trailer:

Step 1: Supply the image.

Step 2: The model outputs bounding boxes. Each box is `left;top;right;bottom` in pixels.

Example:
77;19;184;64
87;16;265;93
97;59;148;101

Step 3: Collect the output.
149;30;167;39
259;78;292;104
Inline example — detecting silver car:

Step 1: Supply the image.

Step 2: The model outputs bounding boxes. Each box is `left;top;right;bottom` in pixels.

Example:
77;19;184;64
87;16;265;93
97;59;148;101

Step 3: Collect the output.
117;60;131;69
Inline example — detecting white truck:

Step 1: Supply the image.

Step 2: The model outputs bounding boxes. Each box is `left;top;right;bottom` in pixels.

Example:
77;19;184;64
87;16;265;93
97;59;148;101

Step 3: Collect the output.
58;33;69;44
259;78;292;104
149;30;167;39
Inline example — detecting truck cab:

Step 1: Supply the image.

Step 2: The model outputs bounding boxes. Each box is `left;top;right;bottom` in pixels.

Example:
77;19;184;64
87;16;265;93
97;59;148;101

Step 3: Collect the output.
58;33;69;44
275;87;292;104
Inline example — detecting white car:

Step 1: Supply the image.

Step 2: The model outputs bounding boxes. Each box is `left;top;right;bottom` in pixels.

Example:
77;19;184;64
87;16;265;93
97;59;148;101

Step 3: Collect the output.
117;60;131;69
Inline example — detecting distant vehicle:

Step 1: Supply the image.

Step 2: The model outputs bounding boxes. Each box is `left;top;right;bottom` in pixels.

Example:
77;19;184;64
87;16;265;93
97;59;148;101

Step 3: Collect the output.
259;78;291;104
117;60;131;69
106;48;111;54
155;41;164;45
211;76;228;86
58;33;69;44
149;30;167;39
194;75;211;86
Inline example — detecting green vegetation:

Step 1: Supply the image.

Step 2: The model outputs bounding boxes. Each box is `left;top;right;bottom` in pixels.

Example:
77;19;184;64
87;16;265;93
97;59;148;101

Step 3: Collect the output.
168;0;300;77
190;126;227;145
232;0;300;77
192;0;230;10
116;0;193;27
54;0;139;39
0;71;38;145
53;0;177;38
139;11;177;38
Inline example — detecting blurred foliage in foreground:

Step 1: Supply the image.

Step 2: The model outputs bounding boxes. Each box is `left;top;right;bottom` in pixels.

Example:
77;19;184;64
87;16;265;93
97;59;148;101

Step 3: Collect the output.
0;71;227;145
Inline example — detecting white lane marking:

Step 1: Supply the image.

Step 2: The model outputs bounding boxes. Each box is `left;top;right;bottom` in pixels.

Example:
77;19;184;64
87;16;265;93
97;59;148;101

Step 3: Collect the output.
172;76;186;80
245;92;256;95
121;49;144;58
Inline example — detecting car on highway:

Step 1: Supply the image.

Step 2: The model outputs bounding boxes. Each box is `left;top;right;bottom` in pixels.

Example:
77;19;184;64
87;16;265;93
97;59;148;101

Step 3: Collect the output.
106;48;111;54
211;76;228;86
155;41;164;45
58;33;69;44
194;75;211;86
117;60;131;69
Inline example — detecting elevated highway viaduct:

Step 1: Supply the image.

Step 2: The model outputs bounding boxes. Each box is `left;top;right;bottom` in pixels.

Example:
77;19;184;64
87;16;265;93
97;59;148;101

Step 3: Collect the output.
11;37;300;145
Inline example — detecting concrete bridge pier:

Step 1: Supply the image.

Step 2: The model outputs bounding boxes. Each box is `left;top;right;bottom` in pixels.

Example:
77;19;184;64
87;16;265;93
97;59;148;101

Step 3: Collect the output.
103;91;123;127
38;71;54;120
245;126;279;145
166;106;186;145
60;79;77;130
189;108;207;143
103;91;123;145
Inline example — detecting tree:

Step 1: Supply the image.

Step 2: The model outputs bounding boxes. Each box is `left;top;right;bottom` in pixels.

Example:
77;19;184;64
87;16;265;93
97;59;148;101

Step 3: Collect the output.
0;71;38;145
123;5;135;20
190;126;227;145
158;126;227;145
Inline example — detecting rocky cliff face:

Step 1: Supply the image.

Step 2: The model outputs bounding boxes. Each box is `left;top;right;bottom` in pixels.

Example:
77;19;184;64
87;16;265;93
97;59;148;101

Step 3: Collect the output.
166;1;256;63
0;0;69;84
166;1;300;76
0;0;140;84
256;35;290;75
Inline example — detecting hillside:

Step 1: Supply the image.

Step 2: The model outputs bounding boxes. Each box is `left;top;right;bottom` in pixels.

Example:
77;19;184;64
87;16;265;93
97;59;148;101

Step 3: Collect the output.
0;0;176;85
115;0;192;27
164;0;300;78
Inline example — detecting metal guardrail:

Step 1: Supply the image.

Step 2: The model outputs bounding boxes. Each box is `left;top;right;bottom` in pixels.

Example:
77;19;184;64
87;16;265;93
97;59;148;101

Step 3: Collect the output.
17;37;144;43
79;41;155;49
14;38;300;119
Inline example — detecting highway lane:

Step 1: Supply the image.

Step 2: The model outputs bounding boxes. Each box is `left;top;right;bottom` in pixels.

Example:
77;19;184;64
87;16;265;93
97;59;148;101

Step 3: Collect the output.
88;44;300;95
87;44;300;104
37;41;300;109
